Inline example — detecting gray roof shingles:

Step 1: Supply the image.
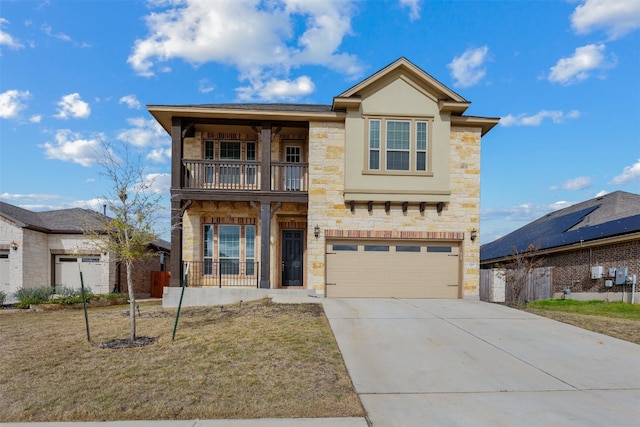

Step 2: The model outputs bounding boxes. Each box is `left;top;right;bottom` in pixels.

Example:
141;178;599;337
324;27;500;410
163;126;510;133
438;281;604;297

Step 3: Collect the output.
0;201;108;233
480;191;640;262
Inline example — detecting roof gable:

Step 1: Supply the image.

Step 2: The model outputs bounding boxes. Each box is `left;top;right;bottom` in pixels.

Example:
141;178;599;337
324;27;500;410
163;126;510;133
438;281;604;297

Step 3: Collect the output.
0;202;108;234
333;57;470;113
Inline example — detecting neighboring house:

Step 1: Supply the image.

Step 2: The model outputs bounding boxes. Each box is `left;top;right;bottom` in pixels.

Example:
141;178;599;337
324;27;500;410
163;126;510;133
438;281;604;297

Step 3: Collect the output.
0;201;170;302
149;58;499;299
480;191;640;299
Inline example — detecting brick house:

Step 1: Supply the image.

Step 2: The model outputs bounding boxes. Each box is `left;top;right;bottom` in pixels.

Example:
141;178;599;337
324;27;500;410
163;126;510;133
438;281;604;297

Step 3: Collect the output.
149;58;499;299
0;201;170;302
480;191;640;301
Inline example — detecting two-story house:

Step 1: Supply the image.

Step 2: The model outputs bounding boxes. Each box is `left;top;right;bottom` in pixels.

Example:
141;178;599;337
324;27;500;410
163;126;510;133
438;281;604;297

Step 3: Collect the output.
149;58;498;299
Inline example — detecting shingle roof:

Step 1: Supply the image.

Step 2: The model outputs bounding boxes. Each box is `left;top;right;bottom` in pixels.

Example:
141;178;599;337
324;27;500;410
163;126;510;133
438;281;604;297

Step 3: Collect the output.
480;191;640;262
148;103;333;113
0;202;108;233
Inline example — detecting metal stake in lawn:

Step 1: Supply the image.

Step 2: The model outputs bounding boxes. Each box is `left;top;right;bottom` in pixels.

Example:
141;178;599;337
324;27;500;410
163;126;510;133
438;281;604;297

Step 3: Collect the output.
78;266;91;343
172;263;189;341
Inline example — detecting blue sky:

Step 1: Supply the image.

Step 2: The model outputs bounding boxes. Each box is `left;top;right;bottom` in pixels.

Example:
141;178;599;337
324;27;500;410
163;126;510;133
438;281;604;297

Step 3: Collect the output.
1;0;639;243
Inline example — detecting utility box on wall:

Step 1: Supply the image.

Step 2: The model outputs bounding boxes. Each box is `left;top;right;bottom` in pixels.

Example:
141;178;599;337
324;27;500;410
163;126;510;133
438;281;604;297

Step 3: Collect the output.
615;267;628;285
591;266;604;279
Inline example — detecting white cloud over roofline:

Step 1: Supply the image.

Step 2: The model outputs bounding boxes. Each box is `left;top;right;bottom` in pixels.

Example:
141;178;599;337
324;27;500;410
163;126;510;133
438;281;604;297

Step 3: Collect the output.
548;43;614;85
0;89;30;119
0;18;24;49
550;176;593;191
611;159;640;184
447;46;489;88
39;129;105;167
500;110;580;126
127;0;362;101
571;0;640;40
399;0;421;21
55;93;91;119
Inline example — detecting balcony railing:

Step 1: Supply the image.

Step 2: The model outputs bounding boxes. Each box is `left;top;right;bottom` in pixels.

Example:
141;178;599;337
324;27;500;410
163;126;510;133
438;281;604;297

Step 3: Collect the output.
183;160;260;190
182;160;308;192
184;260;260;287
271;162;309;192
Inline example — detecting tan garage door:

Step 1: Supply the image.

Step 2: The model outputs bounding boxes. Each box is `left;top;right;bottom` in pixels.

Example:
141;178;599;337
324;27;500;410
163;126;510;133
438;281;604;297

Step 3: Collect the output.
325;240;460;298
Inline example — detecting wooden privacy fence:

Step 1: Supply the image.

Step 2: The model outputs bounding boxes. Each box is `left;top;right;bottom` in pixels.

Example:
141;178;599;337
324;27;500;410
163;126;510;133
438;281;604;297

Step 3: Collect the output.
150;271;171;298
480;267;553;303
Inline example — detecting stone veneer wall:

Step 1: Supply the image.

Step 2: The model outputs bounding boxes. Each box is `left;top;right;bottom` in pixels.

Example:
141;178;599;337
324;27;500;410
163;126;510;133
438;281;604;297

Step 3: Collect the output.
181;200;307;288
307;122;482;298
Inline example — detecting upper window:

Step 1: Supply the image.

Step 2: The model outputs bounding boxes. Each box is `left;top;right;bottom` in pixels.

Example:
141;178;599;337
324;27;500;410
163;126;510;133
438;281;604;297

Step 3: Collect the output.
367;118;430;173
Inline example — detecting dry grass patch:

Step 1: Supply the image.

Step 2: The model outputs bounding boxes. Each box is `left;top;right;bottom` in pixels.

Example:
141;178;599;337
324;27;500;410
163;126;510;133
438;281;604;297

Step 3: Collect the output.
0;299;363;422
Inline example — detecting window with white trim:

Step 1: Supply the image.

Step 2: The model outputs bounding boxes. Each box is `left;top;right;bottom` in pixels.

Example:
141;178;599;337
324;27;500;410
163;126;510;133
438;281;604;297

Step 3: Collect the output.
367;118;430;173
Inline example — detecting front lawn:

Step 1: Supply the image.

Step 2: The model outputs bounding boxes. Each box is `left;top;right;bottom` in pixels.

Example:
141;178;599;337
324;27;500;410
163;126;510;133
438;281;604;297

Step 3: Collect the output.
524;299;640;345
0;299;363;422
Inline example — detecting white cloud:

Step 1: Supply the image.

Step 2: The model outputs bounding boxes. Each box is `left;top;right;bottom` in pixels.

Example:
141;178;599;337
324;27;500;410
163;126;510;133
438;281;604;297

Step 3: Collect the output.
0;89;30;118
571;0;640;39
55;93;91;119
142;173;171;194
548;43;614;85
482;200;575;222
399;0;421;21
595;190;609;197
611;159;640;184
500;110;580;126
117;117;169;148
447;46;489;88
29;114;42;123
550;176;592;191
237;75;315;101
0;18;24;49
0;192;62;201
40;129;104;167
128;0;361;100
42;24;71;42
198;78;215;94
119;94;141;109
146;147;172;163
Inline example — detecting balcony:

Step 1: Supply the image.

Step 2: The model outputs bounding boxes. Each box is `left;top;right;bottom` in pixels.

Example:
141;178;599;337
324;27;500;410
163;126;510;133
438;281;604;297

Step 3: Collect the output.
182;160;308;192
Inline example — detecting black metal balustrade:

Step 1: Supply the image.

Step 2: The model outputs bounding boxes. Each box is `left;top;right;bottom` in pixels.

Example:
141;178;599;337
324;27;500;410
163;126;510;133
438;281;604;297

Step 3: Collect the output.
183;260;260;288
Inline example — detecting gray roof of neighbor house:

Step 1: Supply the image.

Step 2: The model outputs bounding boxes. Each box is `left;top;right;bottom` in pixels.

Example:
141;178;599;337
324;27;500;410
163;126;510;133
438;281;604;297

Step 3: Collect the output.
149;103;334;113
480;191;640;262
0;201;110;233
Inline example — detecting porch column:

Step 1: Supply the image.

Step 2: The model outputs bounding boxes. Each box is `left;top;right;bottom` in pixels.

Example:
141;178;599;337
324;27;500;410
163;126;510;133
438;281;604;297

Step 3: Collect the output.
260;202;271;289
259;122;272;288
169;199;182;287
169;117;183;287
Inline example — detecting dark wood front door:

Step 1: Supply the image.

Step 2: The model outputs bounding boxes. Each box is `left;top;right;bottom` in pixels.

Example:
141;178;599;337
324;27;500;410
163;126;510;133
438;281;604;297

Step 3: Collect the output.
282;230;304;286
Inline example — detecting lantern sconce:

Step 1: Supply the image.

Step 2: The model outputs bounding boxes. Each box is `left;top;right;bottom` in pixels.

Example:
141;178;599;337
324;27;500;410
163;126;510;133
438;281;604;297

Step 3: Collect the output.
314;225;321;239
470;229;477;242
10;241;18;251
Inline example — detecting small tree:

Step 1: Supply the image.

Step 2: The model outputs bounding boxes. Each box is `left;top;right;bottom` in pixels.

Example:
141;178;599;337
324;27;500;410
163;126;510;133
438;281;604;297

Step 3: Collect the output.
503;243;545;305
87;143;162;343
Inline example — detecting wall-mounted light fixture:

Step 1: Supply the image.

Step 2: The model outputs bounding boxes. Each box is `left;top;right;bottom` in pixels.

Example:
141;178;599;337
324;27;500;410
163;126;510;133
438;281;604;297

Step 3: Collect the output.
10;241;18;251
314;225;320;239
470;229;477;242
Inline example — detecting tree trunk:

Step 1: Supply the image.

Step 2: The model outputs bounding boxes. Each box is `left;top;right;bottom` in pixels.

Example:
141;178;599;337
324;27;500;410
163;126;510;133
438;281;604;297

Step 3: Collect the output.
126;260;136;343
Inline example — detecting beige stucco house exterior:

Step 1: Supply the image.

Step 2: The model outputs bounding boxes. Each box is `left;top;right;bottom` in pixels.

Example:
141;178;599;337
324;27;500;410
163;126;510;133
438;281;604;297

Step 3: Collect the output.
149;58;498;299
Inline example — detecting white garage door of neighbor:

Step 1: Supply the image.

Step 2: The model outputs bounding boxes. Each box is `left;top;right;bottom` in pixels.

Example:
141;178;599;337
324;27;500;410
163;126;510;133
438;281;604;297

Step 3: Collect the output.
325;240;460;298
0;250;14;301
55;255;102;291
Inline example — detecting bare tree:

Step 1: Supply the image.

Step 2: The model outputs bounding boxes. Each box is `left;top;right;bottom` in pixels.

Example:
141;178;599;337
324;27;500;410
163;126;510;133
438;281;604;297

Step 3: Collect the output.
86;142;162;343
503;244;546;305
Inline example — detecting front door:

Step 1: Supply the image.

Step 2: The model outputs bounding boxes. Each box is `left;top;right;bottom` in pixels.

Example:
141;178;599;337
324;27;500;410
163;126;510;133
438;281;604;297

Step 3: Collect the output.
282;230;304;286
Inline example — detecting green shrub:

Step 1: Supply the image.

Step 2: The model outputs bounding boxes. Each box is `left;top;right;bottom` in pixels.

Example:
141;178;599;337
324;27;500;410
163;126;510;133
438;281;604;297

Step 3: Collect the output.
14;286;54;308
0;290;6;305
55;285;93;298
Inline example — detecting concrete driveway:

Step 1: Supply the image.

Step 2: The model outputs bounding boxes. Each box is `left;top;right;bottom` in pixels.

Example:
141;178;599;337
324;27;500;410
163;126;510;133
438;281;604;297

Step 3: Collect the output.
323;298;640;427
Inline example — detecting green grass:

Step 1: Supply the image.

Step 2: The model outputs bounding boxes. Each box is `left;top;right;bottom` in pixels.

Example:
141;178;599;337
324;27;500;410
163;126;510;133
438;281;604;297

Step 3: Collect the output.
527;299;640;320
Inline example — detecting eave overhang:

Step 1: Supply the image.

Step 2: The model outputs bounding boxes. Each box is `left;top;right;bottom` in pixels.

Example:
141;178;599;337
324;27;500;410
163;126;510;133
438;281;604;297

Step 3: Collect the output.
148;105;346;134
451;115;501;136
